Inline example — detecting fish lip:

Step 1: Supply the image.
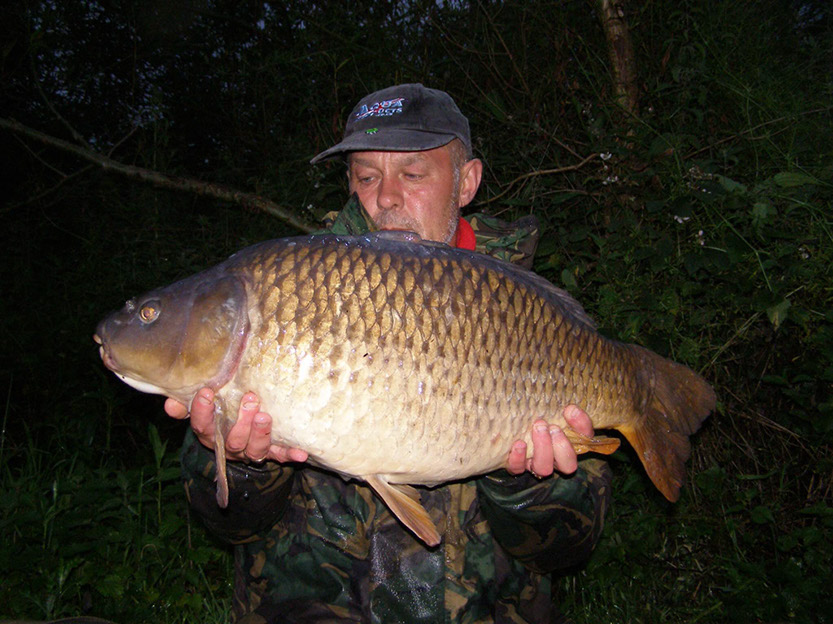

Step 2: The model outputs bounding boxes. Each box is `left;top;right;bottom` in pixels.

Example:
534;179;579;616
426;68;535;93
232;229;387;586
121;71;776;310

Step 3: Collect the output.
93;331;117;370
98;343;118;372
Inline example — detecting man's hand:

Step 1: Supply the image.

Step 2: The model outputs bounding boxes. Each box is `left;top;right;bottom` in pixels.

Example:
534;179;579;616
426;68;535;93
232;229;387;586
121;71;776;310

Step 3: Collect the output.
505;404;593;477
165;388;309;464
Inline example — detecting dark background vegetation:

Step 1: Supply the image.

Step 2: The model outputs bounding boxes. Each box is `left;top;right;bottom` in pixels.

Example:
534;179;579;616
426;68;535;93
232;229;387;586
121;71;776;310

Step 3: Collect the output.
1;1;831;622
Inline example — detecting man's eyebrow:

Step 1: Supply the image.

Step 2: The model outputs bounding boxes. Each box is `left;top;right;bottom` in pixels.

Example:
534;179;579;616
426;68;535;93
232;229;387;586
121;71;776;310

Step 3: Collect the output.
349;153;428;169
348;155;374;168
396;153;428;167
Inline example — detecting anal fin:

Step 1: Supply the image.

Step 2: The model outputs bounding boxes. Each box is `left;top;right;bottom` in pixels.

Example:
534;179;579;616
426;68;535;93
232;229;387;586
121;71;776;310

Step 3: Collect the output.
563;428;621;455
365;475;441;547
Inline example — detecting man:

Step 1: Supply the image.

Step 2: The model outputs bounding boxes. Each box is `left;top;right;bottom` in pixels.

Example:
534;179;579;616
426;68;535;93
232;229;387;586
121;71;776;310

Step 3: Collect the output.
167;84;611;623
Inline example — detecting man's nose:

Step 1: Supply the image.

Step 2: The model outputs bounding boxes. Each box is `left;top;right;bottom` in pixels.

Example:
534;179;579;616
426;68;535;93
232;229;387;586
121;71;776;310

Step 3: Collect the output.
376;175;403;211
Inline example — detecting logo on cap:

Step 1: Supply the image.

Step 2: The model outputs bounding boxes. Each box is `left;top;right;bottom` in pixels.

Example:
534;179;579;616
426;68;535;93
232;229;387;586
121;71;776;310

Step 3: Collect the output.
356;98;405;121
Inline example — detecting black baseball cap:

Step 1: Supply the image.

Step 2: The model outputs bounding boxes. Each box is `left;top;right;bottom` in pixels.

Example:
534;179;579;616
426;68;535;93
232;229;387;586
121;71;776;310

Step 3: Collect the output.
310;83;471;164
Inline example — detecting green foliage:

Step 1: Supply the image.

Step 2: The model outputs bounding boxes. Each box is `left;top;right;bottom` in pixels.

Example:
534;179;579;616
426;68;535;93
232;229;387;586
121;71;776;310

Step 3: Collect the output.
0;424;233;622
1;0;831;622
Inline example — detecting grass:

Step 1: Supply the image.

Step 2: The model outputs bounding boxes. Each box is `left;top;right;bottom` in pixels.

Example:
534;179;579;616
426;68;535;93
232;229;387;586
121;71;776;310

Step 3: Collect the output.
1;385;234;622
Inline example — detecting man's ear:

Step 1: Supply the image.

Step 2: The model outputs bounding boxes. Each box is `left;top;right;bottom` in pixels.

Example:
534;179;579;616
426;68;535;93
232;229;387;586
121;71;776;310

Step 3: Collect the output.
458;158;483;208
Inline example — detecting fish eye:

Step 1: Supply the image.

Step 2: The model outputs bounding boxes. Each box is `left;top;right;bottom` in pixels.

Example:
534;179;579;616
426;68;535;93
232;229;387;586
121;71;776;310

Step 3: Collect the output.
138;301;161;324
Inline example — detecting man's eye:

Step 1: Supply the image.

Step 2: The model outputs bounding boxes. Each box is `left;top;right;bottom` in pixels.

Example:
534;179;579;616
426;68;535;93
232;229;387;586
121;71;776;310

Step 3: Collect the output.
404;173;424;180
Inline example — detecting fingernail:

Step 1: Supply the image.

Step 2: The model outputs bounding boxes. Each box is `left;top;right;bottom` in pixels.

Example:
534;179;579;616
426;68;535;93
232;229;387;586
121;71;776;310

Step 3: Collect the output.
535;423;548;434
254;413;269;426
243;400;258;411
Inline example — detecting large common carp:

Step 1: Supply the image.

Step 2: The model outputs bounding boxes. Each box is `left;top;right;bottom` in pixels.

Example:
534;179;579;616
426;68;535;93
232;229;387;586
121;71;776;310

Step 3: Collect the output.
95;232;715;546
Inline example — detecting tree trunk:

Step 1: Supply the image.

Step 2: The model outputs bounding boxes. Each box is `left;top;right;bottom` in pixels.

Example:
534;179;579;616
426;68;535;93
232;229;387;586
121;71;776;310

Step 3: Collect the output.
598;0;639;117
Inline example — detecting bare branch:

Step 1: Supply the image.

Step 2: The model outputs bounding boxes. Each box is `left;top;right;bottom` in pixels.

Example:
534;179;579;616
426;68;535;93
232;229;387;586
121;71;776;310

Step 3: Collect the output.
3;164;95;213
0;117;315;233
31;58;90;147
477;152;599;207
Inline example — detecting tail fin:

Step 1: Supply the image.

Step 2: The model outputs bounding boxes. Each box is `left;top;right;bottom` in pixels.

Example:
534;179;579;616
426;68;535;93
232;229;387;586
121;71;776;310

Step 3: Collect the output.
618;345;716;502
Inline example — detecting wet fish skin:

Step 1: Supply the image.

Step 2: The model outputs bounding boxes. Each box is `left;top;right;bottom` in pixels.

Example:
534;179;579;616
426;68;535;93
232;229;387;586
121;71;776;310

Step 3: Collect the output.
95;232;715;546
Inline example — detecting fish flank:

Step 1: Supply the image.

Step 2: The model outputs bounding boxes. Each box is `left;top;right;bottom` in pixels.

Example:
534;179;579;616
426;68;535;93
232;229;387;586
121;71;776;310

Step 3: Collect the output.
97;233;716;545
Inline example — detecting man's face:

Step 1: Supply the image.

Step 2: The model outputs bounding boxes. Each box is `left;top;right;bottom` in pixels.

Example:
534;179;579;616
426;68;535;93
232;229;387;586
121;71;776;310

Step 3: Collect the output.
348;144;477;244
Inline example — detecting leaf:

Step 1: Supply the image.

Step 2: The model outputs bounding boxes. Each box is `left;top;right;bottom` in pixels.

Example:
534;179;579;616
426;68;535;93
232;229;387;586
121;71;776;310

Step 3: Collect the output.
750;505;775;524
483;92;507;122
560;268;578;291
766;299;791;329
773;171;818;187
760;374;788;386
717;174;747;194
751;201;774;229
799;503;833;518
148;423;167;466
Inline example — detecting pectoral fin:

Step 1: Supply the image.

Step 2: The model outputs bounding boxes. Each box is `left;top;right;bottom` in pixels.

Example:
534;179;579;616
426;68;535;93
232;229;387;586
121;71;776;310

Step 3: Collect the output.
365;475;441;547
214;421;230;508
209;396;231;508
563;428;621;455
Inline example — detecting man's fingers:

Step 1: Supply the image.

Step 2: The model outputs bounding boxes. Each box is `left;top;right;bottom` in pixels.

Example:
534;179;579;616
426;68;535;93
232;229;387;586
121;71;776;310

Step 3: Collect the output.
505;440;527;474
550;426;578;475
530;421;554;477
224;392;259;453
243;412;273;461
563;404;594;437
285;447;309;463
268;443;309;464
190;388;216;439
170;388;307;465
164;397;189;420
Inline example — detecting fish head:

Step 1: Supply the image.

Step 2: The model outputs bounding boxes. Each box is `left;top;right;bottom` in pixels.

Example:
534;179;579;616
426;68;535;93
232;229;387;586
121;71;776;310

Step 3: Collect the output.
94;272;249;402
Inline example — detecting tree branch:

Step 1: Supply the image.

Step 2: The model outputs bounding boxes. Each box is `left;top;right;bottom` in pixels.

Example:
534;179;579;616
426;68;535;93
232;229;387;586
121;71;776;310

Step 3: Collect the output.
0;117;315;234
477;152;599;207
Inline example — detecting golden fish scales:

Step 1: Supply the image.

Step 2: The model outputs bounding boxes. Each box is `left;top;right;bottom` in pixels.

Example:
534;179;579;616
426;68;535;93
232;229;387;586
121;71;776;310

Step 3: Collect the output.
95;232;715;546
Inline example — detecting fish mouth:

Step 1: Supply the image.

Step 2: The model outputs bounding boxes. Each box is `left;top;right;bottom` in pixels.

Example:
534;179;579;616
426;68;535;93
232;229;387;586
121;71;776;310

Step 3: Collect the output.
93;334;119;372
93;333;166;395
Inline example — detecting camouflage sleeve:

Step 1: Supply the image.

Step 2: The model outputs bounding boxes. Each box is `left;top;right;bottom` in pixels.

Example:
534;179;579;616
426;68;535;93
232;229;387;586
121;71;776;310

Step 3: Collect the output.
476;457;612;573
319;193;376;236
180;428;295;545
466;213;540;269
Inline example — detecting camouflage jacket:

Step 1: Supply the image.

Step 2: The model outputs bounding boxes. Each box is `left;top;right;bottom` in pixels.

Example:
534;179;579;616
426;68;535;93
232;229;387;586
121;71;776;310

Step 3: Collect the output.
181;195;612;624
